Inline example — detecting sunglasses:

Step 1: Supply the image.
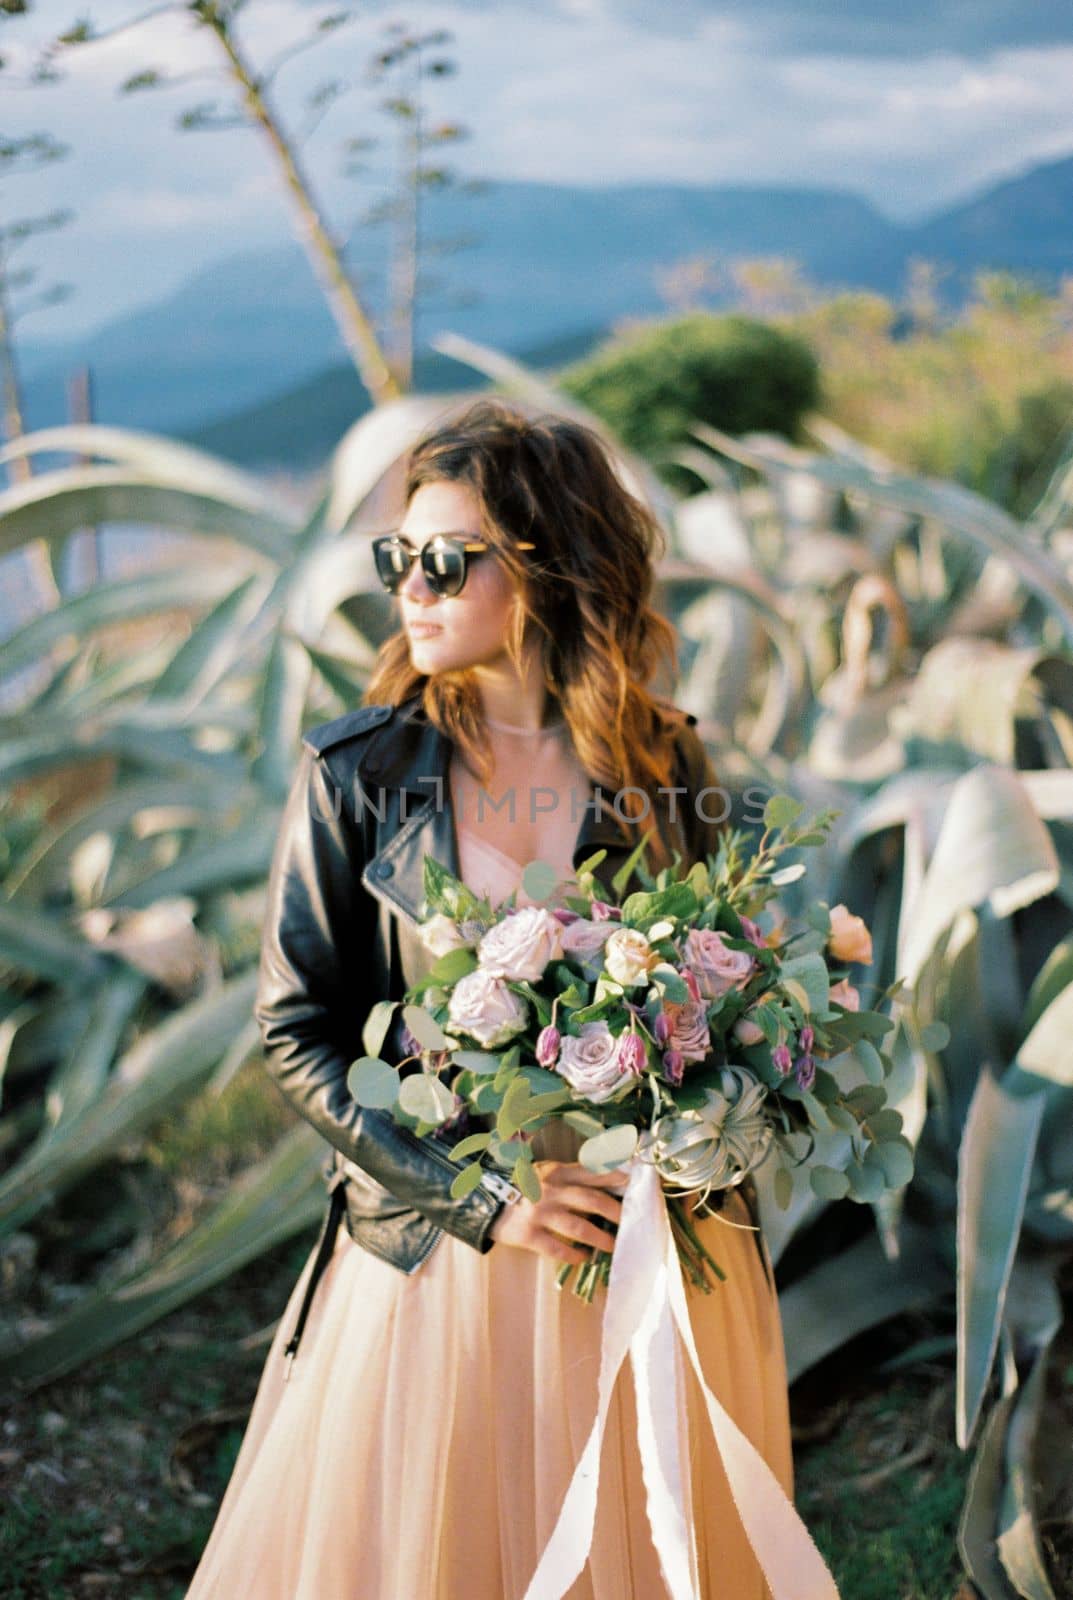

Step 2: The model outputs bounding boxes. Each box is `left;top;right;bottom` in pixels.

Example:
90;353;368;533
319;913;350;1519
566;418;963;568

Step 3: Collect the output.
371;531;535;598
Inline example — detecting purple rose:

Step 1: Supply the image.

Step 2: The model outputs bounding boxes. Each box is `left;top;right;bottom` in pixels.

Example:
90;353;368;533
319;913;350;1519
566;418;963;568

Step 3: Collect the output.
739;915;766;949
772;1043;793;1076
684;928;756;1001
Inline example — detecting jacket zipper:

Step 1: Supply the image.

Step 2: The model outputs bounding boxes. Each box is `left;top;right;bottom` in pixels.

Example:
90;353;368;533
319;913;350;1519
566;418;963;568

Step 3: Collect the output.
480;1169;522;1204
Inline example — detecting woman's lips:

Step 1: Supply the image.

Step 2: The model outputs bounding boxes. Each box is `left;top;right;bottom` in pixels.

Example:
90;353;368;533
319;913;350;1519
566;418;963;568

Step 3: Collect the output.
407;622;443;638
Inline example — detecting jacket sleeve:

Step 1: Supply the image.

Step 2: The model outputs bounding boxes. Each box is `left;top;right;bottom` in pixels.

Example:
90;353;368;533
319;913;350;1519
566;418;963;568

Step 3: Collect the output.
253;742;505;1254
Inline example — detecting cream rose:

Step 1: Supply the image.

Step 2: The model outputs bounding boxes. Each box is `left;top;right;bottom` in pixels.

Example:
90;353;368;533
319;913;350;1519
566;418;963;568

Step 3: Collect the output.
827;904;873;965
477;905;563;982
447;969;529;1048
603;927;654;988
419;913;473;957
683;928;755;1000
733;1015;766;1046
556;1021;640;1103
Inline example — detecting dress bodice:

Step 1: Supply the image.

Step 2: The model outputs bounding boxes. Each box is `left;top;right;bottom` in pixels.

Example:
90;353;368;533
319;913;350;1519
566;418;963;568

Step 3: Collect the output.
454;824;579;909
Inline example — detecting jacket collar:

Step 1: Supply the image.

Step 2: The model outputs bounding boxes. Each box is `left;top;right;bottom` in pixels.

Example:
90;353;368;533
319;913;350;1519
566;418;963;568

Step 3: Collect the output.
357;695;633;925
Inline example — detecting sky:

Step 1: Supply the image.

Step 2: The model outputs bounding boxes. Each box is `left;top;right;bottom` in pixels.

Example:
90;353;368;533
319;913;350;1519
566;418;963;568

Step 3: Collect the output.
3;0;1073;343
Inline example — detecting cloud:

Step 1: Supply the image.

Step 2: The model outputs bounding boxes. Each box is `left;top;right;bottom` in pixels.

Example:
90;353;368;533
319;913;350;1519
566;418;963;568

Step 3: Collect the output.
4;0;1073;345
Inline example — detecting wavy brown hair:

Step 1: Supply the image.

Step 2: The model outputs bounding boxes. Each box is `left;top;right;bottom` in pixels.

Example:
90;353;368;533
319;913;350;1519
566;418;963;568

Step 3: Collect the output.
365;398;695;871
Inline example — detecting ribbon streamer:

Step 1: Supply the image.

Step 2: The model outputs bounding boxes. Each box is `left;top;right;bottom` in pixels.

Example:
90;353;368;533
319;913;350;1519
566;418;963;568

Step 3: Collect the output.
523;1160;841;1600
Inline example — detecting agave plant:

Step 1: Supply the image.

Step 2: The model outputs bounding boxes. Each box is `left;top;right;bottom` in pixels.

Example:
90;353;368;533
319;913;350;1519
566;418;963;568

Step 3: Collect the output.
665;418;1073;1600
4;333;1073;1600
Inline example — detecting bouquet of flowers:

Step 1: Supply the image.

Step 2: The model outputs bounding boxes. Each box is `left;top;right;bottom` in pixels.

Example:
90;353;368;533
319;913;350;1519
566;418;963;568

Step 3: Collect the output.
348;793;912;1300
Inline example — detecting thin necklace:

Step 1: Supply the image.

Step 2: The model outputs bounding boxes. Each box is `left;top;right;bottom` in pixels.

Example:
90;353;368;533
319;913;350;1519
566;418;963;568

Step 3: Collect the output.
483;715;566;735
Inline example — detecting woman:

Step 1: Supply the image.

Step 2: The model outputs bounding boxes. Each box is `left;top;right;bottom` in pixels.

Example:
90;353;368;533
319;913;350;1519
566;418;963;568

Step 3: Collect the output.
185;399;795;1600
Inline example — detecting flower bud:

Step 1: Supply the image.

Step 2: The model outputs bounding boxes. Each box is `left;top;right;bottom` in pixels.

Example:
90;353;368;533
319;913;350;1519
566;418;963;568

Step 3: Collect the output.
618;1032;647;1075
795;1053;816;1092
682;968;702;1003
590;899;622;923
653;1011;672;1047
662;1048;685;1086
739;915;766;949
799;1024;814;1054
535;1024;561;1067
772;1042;793;1076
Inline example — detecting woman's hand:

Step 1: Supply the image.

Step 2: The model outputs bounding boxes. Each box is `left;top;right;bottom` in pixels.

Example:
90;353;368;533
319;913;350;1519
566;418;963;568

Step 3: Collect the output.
488;1159;629;1265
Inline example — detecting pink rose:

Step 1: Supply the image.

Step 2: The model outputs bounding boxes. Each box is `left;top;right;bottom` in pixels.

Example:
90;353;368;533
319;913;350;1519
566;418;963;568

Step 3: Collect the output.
447;969;529;1048
664;998;710;1064
556;1021;639;1104
829;977;860;1011
477;905;563;982
683;928;755;1000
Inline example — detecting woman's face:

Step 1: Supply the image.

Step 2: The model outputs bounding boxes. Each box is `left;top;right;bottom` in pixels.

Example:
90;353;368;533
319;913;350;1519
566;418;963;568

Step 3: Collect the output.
394;479;525;675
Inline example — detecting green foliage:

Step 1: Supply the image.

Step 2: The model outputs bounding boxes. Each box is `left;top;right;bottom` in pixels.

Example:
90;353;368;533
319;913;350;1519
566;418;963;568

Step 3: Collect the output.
558;311;820;489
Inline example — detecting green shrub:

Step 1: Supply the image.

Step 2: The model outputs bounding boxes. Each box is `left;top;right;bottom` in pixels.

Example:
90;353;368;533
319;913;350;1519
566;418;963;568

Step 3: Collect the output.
558;312;820;489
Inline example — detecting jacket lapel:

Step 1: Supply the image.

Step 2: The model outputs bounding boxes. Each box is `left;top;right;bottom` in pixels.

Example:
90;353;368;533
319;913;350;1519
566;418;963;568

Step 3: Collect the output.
357;698;635;926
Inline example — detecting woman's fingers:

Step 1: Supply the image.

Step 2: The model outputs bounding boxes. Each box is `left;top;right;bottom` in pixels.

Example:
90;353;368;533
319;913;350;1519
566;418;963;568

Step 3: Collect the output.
545;1207;618;1253
548;1162;630;1190
554;1185;623;1225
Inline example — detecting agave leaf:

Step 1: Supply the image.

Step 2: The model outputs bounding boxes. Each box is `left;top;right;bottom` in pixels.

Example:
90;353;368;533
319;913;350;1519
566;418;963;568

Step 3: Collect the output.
0;971;258;1236
898;766;1058;990
0;467;295;563
898;640;1073;766
102;810;281;909
6;776;259;903
0;565;253;683
995;1258;1062;1600
0;723;248;786
150;573;270;705
0;1123;324;1390
0;423;300;518
956;1070;1044;1447
252;633;313;802
0;901;106;984
690;421;1073;643
326;394;463;535
958;1380;1022;1600
673;578;808;756
32;970;147;1144
778;1221;946;1384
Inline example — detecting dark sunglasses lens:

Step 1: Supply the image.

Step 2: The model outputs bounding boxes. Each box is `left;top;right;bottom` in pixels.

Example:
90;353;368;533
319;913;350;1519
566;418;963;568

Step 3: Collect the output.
422;539;467;596
374;539;412;592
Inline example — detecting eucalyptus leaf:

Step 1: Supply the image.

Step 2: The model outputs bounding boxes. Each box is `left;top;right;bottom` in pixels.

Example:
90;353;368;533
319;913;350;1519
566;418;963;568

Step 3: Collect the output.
398;1072;456;1126
579;1123;639;1172
347;1056;400;1110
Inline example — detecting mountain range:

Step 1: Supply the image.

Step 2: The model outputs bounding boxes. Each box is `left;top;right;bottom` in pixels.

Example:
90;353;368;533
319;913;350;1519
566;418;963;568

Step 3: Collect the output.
19;154;1073;468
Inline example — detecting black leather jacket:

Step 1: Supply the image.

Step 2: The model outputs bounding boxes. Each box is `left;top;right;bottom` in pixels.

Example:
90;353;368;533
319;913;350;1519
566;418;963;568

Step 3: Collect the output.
254;693;728;1282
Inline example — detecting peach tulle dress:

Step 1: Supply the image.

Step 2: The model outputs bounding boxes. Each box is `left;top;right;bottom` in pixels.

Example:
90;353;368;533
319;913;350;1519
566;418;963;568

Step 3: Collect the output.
185;744;794;1600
